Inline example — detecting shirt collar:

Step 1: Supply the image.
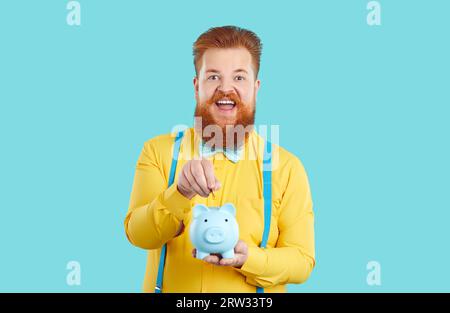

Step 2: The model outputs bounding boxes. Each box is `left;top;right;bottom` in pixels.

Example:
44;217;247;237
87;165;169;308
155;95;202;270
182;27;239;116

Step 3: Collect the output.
193;127;261;164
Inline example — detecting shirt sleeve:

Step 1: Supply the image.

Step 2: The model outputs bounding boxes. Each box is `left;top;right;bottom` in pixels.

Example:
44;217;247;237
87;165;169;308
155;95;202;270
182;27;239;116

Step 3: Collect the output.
235;157;316;288
124;139;192;250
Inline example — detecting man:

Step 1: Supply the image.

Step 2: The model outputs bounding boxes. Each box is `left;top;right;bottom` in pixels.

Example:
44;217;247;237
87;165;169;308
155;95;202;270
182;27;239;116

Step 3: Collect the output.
124;26;315;293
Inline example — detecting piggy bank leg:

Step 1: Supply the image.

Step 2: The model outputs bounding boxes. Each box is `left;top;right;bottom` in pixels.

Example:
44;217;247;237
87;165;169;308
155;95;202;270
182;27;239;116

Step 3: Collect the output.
196;250;210;260
221;249;235;259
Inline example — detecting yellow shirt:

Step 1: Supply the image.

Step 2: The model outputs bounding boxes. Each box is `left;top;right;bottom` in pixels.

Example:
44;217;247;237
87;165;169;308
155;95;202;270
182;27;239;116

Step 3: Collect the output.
124;128;315;293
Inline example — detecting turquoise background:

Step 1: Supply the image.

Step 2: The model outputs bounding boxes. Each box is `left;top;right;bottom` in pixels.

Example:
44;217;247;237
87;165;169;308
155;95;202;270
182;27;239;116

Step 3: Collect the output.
0;0;449;292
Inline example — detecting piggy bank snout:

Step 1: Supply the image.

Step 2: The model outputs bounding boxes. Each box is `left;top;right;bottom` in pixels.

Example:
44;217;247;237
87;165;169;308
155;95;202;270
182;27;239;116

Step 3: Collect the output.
203;227;225;244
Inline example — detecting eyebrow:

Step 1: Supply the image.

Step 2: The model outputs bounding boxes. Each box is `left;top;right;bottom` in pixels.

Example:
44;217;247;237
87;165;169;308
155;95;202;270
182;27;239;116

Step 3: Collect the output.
234;68;248;74
205;68;249;74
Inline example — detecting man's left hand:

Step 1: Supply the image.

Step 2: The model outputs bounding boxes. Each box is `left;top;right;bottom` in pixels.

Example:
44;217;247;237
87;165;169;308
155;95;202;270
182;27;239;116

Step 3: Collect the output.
192;240;248;268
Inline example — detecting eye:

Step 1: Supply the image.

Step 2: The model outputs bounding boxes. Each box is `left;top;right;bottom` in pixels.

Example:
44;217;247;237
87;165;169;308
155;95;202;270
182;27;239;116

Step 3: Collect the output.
208;75;219;81
235;75;245;81
204;219;208;222
225;219;228;222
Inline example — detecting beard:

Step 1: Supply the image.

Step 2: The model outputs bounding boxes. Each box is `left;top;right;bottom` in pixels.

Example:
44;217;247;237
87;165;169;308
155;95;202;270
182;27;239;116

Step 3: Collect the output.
194;90;256;150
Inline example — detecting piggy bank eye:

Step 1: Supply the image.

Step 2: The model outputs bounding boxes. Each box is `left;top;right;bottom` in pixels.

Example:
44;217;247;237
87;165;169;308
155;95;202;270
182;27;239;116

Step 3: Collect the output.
204;219;208;222
225;219;228;222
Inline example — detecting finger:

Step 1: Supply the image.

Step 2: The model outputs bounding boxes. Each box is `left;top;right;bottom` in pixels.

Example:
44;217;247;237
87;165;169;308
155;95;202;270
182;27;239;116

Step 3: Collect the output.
234;240;247;253
179;168;199;198
220;258;237;266
185;165;208;197
179;169;193;193
203;255;220;265
201;159;216;190
189;162;210;197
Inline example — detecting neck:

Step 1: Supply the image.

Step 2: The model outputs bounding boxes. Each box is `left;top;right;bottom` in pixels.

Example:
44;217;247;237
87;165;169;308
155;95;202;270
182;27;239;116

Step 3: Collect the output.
196;125;254;150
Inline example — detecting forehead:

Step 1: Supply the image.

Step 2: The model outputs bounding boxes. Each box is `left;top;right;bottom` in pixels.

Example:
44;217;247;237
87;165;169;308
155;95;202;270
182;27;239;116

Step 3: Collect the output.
199;47;254;74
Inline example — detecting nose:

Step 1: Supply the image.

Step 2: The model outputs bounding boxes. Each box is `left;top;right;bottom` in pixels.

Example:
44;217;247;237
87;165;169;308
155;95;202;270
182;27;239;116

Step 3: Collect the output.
217;87;238;101
204;227;225;244
217;78;236;95
218;87;235;95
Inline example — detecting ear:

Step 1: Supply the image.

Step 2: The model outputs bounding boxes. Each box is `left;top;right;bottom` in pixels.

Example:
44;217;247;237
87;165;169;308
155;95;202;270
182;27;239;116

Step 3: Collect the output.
221;203;236;217
254;79;261;101
255;78;261;90
193;204;209;219
193;76;199;99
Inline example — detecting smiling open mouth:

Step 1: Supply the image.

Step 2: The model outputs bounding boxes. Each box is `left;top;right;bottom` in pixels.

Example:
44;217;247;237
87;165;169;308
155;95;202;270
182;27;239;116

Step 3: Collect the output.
215;99;236;111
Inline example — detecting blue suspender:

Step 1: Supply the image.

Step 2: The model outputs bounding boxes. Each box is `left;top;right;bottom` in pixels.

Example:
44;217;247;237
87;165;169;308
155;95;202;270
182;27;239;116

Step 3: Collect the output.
154;131;272;293
155;130;185;293
257;141;272;293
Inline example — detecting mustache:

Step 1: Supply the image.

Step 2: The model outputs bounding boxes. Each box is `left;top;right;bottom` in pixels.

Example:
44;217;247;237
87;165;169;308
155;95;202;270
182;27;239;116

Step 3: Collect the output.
206;90;243;107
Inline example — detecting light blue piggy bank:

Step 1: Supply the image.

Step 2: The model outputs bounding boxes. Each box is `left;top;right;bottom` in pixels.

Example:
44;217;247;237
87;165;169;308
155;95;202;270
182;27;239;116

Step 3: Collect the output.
189;203;239;260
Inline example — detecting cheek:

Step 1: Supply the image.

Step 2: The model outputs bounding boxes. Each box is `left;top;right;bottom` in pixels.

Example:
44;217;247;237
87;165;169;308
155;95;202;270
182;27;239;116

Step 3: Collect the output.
237;84;256;104
240;92;255;106
198;83;216;103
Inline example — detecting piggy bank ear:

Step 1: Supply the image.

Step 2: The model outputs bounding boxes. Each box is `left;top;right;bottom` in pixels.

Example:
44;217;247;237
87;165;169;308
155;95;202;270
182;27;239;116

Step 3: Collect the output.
221;203;236;217
193;204;209;219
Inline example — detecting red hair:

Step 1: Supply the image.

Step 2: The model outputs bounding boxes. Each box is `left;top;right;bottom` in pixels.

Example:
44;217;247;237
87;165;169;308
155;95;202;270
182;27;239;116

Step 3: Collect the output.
193;26;263;78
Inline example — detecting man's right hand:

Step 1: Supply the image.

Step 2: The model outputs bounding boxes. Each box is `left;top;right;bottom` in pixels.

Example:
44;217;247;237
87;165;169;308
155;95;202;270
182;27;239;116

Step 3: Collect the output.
177;159;221;199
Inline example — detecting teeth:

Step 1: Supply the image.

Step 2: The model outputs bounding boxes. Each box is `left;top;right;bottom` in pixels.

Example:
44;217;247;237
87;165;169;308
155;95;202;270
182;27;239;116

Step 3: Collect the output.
216;100;235;105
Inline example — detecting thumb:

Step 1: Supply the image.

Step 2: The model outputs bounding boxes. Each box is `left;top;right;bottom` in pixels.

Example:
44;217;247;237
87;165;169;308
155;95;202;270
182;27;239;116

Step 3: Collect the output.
213;178;221;191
